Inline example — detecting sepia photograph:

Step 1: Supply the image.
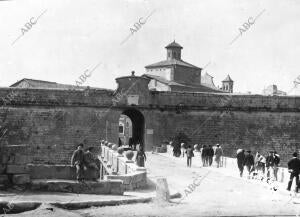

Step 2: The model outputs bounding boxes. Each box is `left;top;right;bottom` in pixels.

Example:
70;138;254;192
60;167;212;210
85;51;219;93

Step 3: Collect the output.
0;0;300;216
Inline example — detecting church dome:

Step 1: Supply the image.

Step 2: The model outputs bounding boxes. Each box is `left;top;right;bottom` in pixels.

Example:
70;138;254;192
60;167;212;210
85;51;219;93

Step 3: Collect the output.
165;41;183;49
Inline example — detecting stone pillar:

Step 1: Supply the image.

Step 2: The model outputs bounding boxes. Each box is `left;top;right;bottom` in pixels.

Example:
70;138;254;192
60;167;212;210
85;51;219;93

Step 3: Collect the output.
116;157;119;173
280;168;284;183
100;164;105;180
156;178;170;203
100;164;102;180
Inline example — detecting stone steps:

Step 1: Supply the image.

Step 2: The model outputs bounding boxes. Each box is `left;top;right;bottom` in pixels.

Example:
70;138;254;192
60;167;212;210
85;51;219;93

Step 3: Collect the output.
30;179;124;195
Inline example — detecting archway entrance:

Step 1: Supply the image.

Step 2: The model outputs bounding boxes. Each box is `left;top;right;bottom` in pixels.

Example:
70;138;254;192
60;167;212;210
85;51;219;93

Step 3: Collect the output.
118;109;144;149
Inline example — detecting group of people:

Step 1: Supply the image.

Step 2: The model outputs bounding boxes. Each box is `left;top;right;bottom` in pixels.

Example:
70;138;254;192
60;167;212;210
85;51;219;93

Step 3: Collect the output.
71;141;300;193
71;143;100;182
71;141;147;182
236;149;281;180
201;145;223;168
236;149;300;193
173;143;224;168
118;137;143;151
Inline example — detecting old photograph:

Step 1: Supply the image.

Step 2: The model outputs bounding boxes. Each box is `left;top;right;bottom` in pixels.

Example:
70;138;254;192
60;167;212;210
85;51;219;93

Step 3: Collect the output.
0;0;300;216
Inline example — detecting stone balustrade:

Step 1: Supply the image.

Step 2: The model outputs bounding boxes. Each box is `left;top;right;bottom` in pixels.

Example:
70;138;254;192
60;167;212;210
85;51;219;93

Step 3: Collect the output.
100;145;147;191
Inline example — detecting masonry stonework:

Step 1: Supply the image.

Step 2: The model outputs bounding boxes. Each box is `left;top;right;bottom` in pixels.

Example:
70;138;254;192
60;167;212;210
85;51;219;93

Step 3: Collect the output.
0;76;299;167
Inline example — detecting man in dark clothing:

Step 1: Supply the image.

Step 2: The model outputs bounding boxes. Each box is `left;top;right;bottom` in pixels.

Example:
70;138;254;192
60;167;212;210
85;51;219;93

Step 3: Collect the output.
237;149;245;177
118;138;122;147
186;145;194;167
244;150;255;178
287;152;300;192
84;147;99;170
214;144;223;168
266;151;275;179
136;146;147;167
133;139;138;151
201;145;207;166
84;147;100;181
129;137;133;149
208;145;214;166
273;151;280;181
71;143;85;182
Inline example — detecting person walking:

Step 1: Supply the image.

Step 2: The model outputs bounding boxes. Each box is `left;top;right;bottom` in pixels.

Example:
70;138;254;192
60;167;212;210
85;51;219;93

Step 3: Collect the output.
173;142;181;157
214;144;223;168
256;153;266;175
129;137;133;149
133;140;138;151
273;151;280;181
201;145;207;166
266;151;275;179
287;152;300;192
186;145;194;167
118;138;122;147
181;143;186;158
208;145;214;166
244;150;255;178
237;149;245;177
136;146;147;167
71;143;85;182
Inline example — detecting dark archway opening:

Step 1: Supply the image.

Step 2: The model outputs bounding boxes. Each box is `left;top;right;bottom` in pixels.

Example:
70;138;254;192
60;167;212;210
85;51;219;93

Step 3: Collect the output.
118;109;145;149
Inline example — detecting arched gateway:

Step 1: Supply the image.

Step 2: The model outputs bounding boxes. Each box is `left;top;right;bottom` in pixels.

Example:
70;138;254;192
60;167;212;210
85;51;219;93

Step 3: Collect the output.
118;108;145;148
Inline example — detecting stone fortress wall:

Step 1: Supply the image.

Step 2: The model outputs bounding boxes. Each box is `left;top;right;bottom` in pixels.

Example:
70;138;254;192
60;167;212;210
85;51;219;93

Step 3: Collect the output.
0;85;299;168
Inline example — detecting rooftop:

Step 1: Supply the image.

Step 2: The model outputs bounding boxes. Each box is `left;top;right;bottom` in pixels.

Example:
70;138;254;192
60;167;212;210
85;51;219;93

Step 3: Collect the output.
9;78;110;90
145;59;201;69
165;40;183;49
143;74;224;92
222;75;233;82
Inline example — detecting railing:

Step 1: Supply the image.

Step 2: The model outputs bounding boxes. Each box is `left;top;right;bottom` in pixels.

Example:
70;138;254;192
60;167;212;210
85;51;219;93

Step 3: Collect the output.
99;145;147;190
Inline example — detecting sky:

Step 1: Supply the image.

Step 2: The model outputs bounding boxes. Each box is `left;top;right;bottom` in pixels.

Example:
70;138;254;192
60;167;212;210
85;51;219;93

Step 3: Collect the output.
0;0;299;94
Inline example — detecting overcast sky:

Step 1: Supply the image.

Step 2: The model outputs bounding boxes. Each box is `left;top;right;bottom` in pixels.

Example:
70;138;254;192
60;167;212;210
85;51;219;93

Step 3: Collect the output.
0;0;299;94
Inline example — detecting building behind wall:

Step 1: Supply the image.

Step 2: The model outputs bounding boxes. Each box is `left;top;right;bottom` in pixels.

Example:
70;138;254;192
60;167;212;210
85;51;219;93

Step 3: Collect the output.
221;75;234;93
144;41;234;93
262;84;287;96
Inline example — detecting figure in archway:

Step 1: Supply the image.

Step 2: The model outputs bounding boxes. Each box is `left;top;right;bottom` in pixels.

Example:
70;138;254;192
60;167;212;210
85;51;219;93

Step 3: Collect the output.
129;137;133;149
136;146;146;167
118;138;122;147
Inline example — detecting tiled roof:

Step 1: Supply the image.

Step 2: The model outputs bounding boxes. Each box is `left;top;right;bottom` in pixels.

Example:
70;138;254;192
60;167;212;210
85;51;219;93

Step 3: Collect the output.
9;78;109;90
201;72;217;89
145;59;201;69
165;41;183;49
222;75;233;82
143;74;224;93
143;74;185;86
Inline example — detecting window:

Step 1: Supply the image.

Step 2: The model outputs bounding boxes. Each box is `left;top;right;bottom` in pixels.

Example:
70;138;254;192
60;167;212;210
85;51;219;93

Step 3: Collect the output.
119;125;124;134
